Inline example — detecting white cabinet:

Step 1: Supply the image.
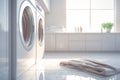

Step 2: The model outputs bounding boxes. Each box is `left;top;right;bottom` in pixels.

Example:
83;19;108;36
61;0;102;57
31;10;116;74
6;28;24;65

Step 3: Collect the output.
56;34;68;51
45;33;69;51
115;34;120;51
69;34;85;41
69;41;85;51
86;34;102;51
69;34;85;51
45;33;119;52
45;33;55;51
102;34;116;51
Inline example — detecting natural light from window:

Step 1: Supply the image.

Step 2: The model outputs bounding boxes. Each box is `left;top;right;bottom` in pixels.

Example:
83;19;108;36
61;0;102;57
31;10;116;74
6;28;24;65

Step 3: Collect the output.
66;0;115;33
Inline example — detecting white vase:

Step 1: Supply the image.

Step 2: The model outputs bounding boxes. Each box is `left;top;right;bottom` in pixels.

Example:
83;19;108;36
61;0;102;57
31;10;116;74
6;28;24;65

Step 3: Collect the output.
106;29;111;33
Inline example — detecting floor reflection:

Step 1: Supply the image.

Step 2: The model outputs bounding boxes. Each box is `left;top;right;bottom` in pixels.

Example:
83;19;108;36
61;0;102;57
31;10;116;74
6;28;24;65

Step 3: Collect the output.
36;63;45;80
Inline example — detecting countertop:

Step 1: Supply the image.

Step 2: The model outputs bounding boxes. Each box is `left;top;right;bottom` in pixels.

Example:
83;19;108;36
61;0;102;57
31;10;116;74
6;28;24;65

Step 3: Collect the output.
45;31;120;34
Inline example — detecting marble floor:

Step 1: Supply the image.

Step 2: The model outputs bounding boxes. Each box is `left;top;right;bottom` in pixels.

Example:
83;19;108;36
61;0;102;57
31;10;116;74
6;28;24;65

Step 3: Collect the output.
19;52;120;80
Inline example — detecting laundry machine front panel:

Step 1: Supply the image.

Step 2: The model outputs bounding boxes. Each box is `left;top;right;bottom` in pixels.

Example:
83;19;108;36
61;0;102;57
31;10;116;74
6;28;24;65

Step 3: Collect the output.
0;0;10;80
16;0;36;78
36;4;45;63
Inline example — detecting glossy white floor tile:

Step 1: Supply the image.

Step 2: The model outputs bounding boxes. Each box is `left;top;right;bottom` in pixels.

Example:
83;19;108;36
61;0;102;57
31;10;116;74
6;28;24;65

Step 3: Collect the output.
14;52;120;80
42;52;120;80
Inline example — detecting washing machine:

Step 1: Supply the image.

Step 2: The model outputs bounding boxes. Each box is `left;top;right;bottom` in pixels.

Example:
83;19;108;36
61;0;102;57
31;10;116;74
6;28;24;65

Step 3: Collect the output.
36;1;45;63
11;0;36;79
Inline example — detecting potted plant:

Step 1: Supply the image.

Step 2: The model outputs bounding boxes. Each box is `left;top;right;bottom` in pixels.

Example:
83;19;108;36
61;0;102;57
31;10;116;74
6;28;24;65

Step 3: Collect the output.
101;22;113;33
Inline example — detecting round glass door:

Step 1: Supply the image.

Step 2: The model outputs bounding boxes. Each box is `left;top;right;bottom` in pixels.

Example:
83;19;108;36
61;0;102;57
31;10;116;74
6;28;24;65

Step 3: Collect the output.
38;18;43;46
19;3;35;50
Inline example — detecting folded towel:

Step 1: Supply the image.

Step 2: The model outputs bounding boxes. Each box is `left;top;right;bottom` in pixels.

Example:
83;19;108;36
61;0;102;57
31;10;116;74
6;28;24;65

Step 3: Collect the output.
60;59;120;76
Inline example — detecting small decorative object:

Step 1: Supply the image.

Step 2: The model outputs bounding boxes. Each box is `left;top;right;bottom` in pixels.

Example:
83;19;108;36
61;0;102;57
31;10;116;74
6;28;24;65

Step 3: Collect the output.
101;22;113;33
80;26;82;32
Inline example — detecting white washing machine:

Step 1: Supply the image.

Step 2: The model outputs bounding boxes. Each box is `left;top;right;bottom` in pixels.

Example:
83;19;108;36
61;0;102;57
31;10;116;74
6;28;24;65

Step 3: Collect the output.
36;1;45;63
11;0;36;79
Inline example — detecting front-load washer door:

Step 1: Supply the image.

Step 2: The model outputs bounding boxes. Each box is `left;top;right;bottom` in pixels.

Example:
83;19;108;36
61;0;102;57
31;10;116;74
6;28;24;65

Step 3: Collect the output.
38;18;44;46
17;1;36;77
19;1;35;50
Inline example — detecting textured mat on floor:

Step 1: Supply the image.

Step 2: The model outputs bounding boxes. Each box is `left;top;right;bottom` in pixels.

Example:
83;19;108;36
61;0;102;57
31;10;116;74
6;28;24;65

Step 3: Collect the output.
60;59;120;76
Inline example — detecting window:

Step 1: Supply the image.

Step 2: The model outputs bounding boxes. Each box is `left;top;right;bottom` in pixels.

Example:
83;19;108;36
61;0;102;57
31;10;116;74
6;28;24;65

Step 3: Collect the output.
66;0;115;32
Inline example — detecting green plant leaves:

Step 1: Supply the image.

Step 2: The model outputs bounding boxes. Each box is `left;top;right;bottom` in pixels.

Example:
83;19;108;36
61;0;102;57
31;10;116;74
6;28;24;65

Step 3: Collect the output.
101;22;113;30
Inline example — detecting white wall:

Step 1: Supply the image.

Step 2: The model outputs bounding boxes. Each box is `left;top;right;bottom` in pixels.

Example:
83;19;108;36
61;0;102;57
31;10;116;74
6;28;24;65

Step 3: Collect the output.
45;0;66;29
116;0;120;32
